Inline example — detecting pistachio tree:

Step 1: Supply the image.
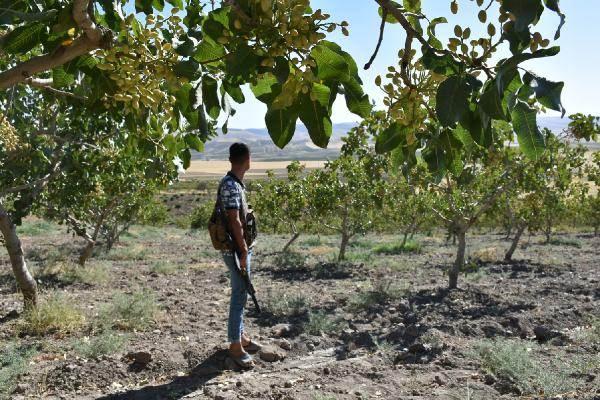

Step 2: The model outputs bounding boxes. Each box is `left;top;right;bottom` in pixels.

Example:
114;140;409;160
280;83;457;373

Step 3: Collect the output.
310;120;389;261
1;0;369;307
253;161;312;252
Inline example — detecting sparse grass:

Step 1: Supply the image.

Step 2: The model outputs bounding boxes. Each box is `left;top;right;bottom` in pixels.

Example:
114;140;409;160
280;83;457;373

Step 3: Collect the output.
60;262;111;285
263;289;309;317
72;330;128;359
374;337;396;362
348;280;408;312
574;316;600;345
17;219;57;236
273;251;307;269
313;394;337;400
103;245;149;261
473;339;580;396
99;290;160;331
149;260;180;275
349;238;376;249
471;247;499;262
373;239;422;255
547;237;582;248
301;236;323;247
0;342;37;397
303;310;346;336
19;293;85;336
344;249;374;263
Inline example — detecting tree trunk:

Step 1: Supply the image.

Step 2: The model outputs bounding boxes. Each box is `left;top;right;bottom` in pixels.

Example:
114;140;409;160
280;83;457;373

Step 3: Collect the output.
400;230;409;248
504;223;526;262
282;232;300;253
449;229;466;290
78;240;95;266
595;225;599;237
338;231;350;262
0;207;38;308
338;205;350;262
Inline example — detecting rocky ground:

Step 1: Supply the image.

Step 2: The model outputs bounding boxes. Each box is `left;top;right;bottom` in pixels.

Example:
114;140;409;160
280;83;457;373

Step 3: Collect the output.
0;221;599;400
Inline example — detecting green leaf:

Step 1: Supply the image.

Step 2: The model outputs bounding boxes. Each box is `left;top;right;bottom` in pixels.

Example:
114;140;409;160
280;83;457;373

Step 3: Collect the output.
422;48;463;76
52;67;75;88
265;107;298;149
523;72;565;117
378;1;402;23
298;83;333;148
98;0;123;31
511;100;545;160
166;0;184;8
427;17;447;49
375;122;404;154
174;59;200;80
310;44;350;82
193;38;225;63
479;84;506;120
184;134;204;152
135;0;154;14
250;73;280;104
436;76;471;126
342;79;372;118
202;75;221;119
502;0;544;32
180;148;191;169
223;80;245;103
1;22;47;54
496;47;559;91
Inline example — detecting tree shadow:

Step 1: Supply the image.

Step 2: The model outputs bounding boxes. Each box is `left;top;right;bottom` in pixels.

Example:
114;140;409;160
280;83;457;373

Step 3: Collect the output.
95;349;234;400
264;261;359;283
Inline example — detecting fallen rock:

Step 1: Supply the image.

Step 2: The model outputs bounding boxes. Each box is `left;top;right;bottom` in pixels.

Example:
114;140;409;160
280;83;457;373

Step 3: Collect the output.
13;383;29;394
124;351;152;367
533;325;564;343
408;343;429;354
258;345;286;362
271;324;292;338
274;338;292;350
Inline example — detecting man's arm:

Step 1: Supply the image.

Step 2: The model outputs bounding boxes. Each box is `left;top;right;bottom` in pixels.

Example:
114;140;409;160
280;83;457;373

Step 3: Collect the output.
226;209;248;270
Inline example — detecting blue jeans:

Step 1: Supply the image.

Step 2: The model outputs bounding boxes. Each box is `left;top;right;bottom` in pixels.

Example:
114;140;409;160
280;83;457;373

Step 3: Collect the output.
223;250;252;343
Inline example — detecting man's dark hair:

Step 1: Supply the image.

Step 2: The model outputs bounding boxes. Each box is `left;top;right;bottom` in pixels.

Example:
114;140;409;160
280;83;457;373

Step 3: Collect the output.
229;142;250;164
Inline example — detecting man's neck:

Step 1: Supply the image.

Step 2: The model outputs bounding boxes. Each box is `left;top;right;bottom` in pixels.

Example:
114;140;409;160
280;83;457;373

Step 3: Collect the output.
230;167;245;182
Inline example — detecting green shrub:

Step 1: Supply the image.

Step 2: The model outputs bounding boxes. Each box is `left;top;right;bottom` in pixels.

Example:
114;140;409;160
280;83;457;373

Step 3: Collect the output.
20;293;85;336
473;339;579;396
138;200;170;226
273;251;307;269
100;290;159;331
0;342;36;396
303;311;345;336
547;237;582;248
373;239;422;255
60;262;111;285
149;260;179;275
190;201;213;230
264;290;308;317
17;219;56;236
349;280;408;311
72;330;128;359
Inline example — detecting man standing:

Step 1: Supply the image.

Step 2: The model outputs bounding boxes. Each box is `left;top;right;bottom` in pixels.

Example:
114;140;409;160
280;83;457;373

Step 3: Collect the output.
219;143;260;368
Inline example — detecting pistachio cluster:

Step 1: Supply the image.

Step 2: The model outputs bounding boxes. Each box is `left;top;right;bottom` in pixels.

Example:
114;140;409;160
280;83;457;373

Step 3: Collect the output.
95;11;183;117
0;115;19;152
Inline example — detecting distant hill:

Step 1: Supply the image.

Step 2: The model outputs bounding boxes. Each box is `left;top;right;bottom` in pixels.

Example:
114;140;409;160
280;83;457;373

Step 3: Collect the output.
193;116;596;161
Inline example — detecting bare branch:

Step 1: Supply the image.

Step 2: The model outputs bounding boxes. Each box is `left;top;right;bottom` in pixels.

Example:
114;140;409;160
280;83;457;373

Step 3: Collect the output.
24;78;86;100
364;9;387;70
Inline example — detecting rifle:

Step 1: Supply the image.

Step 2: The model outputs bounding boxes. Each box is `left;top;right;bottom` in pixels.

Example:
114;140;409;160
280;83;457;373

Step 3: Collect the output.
228;233;261;314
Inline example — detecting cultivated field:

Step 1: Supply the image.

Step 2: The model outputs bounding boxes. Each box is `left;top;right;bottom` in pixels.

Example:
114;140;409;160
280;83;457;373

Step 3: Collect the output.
0;218;598;399
181;160;327;180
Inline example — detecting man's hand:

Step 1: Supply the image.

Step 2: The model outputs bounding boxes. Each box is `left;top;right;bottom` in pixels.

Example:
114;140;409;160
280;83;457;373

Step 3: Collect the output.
239;250;248;271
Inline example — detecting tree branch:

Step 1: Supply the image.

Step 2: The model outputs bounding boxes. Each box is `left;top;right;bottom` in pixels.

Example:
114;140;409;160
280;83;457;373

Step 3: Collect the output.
364;9;387;70
0;0;110;90
25;78;86;100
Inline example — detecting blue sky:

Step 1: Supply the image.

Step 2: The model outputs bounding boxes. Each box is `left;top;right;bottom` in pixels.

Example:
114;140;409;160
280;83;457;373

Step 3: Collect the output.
228;1;600;129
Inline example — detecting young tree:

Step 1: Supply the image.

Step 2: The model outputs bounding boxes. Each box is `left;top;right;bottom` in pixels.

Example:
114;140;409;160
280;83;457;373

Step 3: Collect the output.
254;161;312;252
310;121;389;261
